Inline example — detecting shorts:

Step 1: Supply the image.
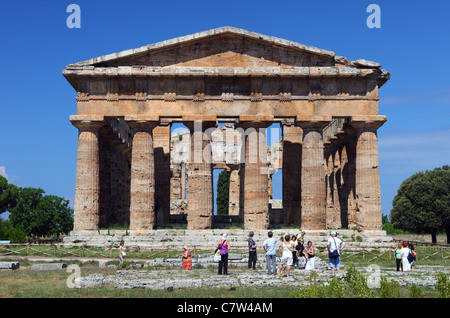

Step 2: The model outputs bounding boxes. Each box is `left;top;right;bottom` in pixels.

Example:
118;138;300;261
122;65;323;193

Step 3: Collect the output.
329;257;340;268
280;256;293;266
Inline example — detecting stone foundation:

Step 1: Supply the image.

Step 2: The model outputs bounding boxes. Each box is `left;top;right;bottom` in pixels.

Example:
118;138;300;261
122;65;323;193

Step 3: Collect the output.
63;229;393;249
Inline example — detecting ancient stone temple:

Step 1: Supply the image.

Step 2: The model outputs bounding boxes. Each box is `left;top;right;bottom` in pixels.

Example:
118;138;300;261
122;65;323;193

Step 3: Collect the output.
63;27;389;235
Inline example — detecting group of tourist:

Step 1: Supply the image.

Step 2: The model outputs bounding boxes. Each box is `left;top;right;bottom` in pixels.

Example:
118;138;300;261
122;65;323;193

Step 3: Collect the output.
260;230;316;277
394;241;417;272
118;231;346;277
212;230;344;278
118;232;418;276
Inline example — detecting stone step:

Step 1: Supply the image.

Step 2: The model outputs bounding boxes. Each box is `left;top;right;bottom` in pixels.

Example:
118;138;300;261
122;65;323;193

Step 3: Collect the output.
63;229;393;249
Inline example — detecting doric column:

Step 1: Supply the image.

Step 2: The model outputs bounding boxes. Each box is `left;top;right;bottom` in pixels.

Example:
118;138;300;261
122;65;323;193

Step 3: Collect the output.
184;117;216;230
281;119;302;225
238;116;273;230
296;115;331;230
341;131;357;229
228;168;240;216
126;116;159;232
350;115;386;232
70;116;105;231
325;150;334;229
332;148;342;229
153;121;172;227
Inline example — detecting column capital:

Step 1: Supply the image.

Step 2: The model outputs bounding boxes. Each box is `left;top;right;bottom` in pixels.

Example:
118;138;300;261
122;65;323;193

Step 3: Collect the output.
350;115;387;130
279;117;296;127
295;115;332;130
70;115;105;130
182;115;217;130
237;115;274;129
125;115;160;130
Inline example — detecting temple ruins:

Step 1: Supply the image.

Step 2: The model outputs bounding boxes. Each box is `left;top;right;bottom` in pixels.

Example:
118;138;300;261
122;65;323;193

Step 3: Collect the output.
63;27;390;238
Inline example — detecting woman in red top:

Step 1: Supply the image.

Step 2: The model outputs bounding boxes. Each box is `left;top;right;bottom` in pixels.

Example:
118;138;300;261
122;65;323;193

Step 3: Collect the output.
181;245;192;270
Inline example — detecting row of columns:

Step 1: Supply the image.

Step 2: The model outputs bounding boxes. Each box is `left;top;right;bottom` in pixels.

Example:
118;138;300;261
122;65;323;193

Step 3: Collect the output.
71;115;385;232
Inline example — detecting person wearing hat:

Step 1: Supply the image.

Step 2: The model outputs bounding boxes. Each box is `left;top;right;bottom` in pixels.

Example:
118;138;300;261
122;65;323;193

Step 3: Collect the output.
327;231;345;278
216;233;230;275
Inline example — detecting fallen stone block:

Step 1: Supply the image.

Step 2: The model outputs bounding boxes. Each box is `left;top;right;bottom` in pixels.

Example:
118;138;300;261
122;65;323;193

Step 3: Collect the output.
75;274;104;288
0;262;20;270
165;278;202;290
115;278;165;290
31;263;68;270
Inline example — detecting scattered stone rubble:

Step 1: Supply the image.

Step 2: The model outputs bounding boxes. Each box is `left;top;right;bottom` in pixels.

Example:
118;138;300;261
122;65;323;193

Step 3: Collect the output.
73;259;449;290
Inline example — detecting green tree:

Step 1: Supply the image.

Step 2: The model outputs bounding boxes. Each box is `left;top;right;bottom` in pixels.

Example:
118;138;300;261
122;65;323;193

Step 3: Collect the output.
216;170;230;215
390;166;450;243
0;219;26;242
9;187;74;238
0;175;19;214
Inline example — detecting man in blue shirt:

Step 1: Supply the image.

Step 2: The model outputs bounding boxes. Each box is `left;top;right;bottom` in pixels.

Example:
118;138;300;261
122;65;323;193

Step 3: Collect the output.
263;231;277;275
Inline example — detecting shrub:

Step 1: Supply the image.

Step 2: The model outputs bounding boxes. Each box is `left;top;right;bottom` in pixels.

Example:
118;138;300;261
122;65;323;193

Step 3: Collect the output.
379;276;400;298
409;284;423;298
343;265;374;298
435;271;450;298
290;271;327;298
328;276;346;298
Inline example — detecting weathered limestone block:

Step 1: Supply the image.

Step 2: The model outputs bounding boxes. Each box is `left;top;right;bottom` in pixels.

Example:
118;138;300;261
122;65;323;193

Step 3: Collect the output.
0;262;20;270
31;263;68;270
75;273;105;288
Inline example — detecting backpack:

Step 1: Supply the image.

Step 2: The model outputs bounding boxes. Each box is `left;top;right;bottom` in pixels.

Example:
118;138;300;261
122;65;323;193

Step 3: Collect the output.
407;251;414;263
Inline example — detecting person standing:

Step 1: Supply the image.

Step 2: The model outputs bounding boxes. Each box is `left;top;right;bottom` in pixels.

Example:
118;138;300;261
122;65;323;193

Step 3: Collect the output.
297;230;306;246
181;245;192;271
217;233;230;275
305;241;315;270
400;241;411;272
248;231;257;270
277;235;294;277
296;231;306;269
327;231;345;278
119;241;126;267
263;231;277;275
394;242;403;272
290;235;299;267
409;243;417;272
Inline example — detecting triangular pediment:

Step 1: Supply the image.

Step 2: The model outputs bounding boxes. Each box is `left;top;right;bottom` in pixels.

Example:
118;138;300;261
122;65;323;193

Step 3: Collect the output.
64;27;389;88
67;27;339;69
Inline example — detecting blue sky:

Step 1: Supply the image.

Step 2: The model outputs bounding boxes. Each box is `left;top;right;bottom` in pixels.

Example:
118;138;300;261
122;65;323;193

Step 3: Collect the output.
0;1;449;218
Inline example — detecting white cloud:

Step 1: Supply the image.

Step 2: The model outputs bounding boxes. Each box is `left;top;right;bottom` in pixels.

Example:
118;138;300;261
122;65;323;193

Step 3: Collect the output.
379;128;450;174
380;85;450;107
0;166;7;179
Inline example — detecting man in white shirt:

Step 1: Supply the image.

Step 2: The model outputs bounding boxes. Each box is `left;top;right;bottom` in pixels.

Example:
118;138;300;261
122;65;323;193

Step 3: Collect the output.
327;231;345;278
